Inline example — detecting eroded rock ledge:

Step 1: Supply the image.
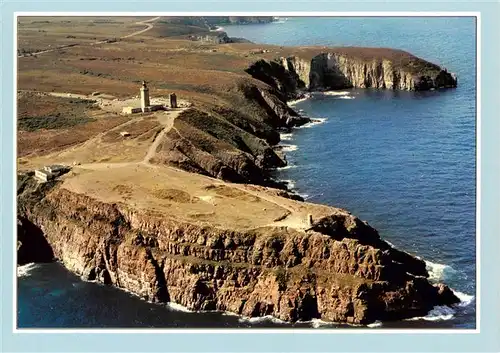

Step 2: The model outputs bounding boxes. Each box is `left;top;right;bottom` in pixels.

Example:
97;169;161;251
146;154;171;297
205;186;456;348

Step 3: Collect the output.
246;48;457;99
17;173;459;325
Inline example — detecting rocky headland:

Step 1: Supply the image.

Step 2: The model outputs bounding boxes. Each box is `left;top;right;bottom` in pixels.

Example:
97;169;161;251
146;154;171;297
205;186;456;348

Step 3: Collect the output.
246;47;457;100
17;165;459;325
17;20;461;325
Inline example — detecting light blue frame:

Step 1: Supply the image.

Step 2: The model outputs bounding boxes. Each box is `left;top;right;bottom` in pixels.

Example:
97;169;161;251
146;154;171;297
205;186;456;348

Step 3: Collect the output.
2;1;499;352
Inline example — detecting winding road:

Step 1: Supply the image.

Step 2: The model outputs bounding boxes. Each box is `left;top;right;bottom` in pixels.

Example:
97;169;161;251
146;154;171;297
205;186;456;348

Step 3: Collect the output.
121;17;161;39
18;16;162;58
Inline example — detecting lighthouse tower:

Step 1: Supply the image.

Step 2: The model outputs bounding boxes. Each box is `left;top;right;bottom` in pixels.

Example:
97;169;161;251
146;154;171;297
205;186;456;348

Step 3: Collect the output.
140;81;150;112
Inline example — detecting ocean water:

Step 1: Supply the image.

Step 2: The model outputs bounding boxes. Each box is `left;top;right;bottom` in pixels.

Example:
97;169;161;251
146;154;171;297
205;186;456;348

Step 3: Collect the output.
227;17;477;328
18;17;476;329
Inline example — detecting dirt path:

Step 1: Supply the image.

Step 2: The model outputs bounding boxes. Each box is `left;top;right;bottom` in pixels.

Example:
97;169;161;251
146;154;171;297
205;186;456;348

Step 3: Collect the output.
142;108;181;164
18;16;161;58
121;17;161;39
229;183;311;230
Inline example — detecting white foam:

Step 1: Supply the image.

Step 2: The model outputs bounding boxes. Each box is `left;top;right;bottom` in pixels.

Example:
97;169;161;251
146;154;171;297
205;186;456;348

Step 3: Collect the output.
287;95;310;106
238;315;287;325
453;290;475;307
367;320;383;328
281;179;296;189
309;318;334;328
297;318;362;328
385;240;396;248
318;90;351;97
425;260;456;282
404;286;474;322
280;133;294;141
280;144;298;152
406;305;456;322
17;263;39;277
166;302;195;313
296;118;327;129
313;91;355;100
277;164;297;171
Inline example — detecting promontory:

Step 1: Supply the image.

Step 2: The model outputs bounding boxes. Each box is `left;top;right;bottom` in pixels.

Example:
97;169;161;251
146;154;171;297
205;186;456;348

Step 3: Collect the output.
17;16;459;325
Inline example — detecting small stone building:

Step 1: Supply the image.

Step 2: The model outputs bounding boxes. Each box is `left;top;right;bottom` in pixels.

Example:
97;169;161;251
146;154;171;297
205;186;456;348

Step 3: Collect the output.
34;169;52;182
34;165;70;182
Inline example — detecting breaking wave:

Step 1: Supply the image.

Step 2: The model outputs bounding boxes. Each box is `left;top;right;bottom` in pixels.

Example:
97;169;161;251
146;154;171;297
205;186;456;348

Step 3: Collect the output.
406;305;456;322
238;315;287;325
210;26;224;32
425;260;457;282
312;90;355;100
287;95;310;106
277;164;297;170
17;263;39;277
454;290;475;307
367;320;383;328
166;302;194;313
296;118;328;129
281;179;296;189
280;144;298;152
280;133;294;141
317;90;351;97
405;288;474;322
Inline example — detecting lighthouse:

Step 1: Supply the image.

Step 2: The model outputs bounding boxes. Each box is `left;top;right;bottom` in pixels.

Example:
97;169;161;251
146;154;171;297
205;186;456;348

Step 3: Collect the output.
140;81;150;112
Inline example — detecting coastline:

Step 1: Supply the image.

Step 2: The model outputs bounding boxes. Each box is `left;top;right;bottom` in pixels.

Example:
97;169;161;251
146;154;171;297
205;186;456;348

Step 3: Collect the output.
17;257;474;327
267;87;475;320
16;18;471;327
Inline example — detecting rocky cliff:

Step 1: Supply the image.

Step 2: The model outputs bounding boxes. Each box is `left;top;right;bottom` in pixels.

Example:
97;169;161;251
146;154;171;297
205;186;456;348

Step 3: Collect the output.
17;175;459;325
246;48;457;98
16;43;461;326
151;81;309;187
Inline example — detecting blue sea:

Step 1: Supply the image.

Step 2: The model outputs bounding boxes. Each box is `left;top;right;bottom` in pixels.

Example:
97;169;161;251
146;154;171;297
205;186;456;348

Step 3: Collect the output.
18;17;477;329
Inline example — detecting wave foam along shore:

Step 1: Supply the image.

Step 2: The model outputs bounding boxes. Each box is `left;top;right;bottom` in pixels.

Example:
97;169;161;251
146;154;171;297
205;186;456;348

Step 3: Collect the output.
277;164;297;170
281;179;296;189
238;315;287;325
279;132;294;141
296;118;328;129
279;144;298;152
406;305;456;322
287;95;310;106
425;260;458;282
17;263;39;277
367;320;383;328
316;90;352;97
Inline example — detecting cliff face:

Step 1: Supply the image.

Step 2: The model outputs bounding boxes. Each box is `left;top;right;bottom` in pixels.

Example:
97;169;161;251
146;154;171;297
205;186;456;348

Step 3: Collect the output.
246;49;457;97
18;178;459;324
151;82;309;187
